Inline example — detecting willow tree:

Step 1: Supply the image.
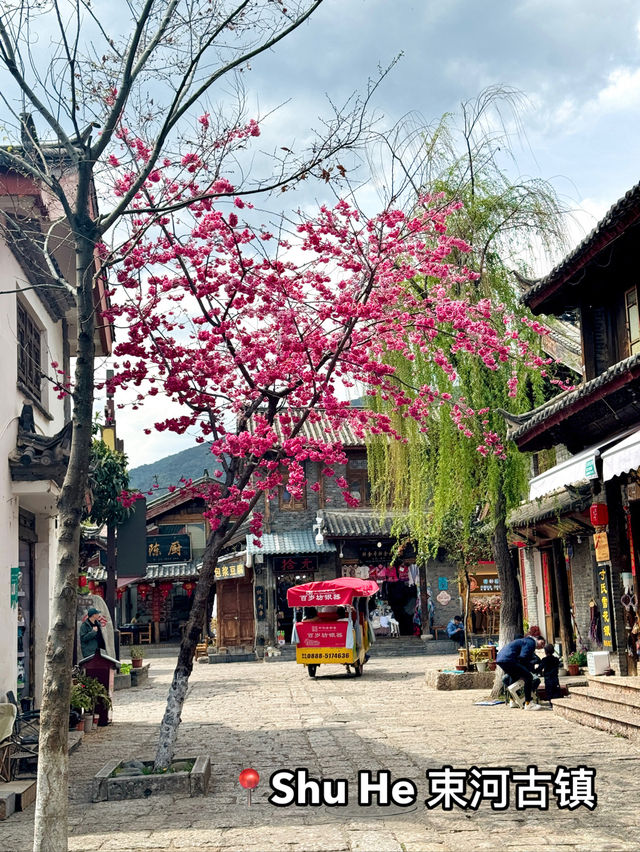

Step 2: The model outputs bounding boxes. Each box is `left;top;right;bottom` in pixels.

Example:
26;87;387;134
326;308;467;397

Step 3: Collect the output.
367;87;569;664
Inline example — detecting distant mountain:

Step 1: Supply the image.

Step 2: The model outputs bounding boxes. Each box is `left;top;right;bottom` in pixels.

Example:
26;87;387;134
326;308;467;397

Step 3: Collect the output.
128;443;221;496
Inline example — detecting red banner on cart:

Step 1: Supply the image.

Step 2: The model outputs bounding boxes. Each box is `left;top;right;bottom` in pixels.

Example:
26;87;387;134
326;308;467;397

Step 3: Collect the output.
295;621;350;648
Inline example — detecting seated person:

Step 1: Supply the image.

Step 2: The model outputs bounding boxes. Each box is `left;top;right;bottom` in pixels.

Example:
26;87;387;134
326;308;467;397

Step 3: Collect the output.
446;615;465;647
497;631;546;710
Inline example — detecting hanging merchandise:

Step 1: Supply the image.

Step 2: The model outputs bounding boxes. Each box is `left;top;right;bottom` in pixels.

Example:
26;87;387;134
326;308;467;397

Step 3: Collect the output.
589;599;603;646
408;563;419;586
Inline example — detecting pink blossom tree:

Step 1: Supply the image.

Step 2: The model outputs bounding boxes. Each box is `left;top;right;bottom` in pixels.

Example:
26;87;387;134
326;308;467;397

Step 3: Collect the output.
105;149;550;767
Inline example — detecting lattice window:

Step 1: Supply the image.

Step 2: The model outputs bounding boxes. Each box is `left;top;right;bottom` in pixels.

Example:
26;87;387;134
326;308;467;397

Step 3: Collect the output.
279;464;307;511
17;301;42;401
626;287;640;355
346;455;371;507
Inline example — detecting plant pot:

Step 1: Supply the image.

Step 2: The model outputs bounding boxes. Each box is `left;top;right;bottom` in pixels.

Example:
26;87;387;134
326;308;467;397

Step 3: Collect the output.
567;664;580;676
76;717;85;731
455;664;467;671
476;661;488;672
132;657;143;668
84;715;94;733
488;661;496;671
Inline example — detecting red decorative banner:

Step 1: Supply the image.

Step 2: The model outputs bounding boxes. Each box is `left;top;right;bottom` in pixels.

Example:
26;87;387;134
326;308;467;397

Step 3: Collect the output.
295;621;350;648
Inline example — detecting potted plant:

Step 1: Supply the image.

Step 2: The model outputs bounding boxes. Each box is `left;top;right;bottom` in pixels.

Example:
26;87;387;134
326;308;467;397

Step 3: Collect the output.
567;651;587;676
130;646;145;668
70;683;92;729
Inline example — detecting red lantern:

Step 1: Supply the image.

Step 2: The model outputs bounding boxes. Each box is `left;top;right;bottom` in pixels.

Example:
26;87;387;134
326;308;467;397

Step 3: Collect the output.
116;588;124;601
590;503;609;527
239;768;260;789
94;585;105;598
78;573;88;588
137;582;151;601
182;581;196;597
88;580;96;594
159;581;173;600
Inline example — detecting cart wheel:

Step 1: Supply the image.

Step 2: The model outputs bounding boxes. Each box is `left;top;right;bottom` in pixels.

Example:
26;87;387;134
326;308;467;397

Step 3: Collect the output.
307;664;317;678
353;661;363;677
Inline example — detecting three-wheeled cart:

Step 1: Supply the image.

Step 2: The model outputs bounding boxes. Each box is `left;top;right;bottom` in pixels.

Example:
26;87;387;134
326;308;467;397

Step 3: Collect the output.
287;577;378;678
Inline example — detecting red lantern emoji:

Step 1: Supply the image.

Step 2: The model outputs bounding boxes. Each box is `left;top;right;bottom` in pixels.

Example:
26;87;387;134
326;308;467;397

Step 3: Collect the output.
239;768;260;806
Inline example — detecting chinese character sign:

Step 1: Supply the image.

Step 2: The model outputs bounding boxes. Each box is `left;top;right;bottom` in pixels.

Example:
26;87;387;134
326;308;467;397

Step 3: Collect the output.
274;556;318;574
598;565;615;650
255;586;267;621
214;561;246;581
146;534;191;563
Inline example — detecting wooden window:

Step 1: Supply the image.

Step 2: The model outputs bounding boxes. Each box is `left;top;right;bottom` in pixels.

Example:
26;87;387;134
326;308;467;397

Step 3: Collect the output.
17;301;42;401
626;287;640;355
346;455;371;507
279;465;306;511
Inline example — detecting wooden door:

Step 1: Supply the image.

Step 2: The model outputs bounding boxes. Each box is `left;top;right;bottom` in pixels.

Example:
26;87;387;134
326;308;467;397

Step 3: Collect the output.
541;550;554;641
218;572;254;647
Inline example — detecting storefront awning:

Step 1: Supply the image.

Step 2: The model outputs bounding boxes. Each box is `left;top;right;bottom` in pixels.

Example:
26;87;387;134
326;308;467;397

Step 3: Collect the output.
528;444;601;501
602;429;640;481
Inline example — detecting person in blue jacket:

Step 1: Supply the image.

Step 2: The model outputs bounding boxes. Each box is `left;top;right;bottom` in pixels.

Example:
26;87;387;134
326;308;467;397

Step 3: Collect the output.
497;632;546;710
446;615;465;646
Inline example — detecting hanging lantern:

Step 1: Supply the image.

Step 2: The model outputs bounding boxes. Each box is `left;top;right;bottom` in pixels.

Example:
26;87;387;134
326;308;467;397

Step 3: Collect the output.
590;503;609;527
94;585;105;599
88;580;96;594
159;581;173;600
182;580;196;597
137;582;151;601
116;588;124;601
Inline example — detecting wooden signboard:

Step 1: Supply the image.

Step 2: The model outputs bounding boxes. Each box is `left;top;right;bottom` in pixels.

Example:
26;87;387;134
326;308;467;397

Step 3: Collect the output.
593;532;610;563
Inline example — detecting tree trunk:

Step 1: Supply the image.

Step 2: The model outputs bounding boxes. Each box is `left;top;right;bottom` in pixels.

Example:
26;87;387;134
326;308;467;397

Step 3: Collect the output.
490;489;523;698
106;524;118;658
33;235;97;852
153;534;224;770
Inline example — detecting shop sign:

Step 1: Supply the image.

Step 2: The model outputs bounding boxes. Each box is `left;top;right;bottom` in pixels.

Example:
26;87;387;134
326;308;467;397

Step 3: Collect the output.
214;560;245;580
255;585;267;621
274;556;318;573
296;621;350;648
10;566;20;608
541;552;552;616
598;564;615;650
593;532;610;563
467;574;501;593
146;534;191;564
438;576;448;591
436;590;451;606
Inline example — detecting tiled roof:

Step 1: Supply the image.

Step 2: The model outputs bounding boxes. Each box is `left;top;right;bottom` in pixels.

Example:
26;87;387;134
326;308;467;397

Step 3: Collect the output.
508;486;592;529
249;408;366;447
522;180;640;311
247;529;336;555
322;511;400;538
506;352;640;444
145;563;198;579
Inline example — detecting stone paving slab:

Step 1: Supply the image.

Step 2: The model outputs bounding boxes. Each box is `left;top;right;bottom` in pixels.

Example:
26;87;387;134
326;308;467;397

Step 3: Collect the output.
1;650;639;852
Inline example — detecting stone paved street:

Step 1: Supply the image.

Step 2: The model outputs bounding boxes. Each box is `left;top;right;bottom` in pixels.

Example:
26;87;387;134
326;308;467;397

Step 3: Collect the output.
2;648;639;852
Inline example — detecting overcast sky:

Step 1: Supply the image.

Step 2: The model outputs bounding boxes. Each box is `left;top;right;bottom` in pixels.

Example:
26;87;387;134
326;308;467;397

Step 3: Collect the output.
109;0;640;469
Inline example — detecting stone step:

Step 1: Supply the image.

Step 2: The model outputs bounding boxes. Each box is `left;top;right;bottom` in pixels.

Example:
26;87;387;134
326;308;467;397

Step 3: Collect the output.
587;675;640;706
553;694;640;743
564;686;640;717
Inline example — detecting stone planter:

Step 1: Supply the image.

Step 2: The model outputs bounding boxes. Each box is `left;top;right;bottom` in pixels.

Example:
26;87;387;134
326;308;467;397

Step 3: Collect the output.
114;671;131;691
84;714;93;733
92;756;210;802
425;670;496;690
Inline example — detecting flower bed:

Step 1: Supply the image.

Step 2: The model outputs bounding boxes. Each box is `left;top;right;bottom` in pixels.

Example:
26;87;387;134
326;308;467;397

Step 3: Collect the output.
92;756;210;802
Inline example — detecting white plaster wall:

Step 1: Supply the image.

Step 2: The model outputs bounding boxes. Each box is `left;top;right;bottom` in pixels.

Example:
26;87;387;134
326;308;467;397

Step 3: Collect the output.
531;549;547;635
0;237;66;705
